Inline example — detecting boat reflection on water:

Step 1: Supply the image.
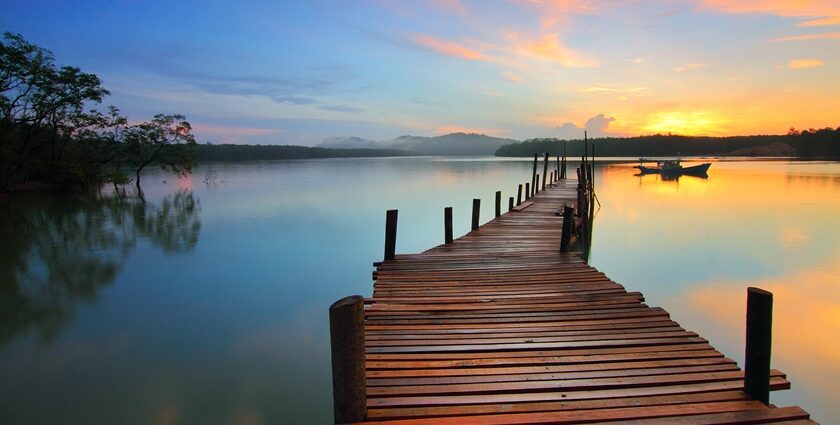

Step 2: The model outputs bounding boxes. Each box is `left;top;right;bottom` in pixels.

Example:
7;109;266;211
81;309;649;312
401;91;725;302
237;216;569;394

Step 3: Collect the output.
635;171;709;182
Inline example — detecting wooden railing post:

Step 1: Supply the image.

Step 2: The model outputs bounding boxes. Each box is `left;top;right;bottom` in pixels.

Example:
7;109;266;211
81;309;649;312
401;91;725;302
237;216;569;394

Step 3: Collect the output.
508;196;514;212
745;287;773;405
444;206;453;244
495;191;501;217
531;154;538;196
384;209;397;261
559;205;575;252
517;184;523;205
471;198;480;230
542;152;549;190
329;295;366;424
560;157;566;179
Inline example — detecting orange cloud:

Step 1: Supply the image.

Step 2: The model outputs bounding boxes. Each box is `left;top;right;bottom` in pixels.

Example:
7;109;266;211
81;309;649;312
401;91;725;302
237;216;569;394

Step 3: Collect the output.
699;0;840;22
787;58;825;69
515;33;596;67
770;31;840;42
798;16;840;27
410;33;489;61
515;0;599;29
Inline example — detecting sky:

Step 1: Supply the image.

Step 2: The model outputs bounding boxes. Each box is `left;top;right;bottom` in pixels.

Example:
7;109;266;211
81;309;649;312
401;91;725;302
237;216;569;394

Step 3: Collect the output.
2;0;839;145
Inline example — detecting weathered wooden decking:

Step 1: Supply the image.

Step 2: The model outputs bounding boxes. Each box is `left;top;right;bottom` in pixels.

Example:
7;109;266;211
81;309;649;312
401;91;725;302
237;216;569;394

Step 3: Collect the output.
354;179;814;424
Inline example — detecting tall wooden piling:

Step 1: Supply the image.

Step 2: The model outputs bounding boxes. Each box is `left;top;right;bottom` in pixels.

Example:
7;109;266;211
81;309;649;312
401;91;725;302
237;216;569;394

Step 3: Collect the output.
508;196;514;211
384;209;398;261
525;183;530;200
495;191;501;217
531;154;538;195
471;198;480;231
517;184;523;205
535;174;540;195
559;205;575;253
444;207;453;244
542;152;549;190
329;295;366;424
745;287;773;405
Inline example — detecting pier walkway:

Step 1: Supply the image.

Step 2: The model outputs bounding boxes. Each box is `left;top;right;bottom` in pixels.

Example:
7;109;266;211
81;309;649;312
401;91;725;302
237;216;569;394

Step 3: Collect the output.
343;178;814;424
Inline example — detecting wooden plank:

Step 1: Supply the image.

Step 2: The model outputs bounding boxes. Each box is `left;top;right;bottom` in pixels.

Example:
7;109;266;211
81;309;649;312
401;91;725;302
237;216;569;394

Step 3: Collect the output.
348;179;809;423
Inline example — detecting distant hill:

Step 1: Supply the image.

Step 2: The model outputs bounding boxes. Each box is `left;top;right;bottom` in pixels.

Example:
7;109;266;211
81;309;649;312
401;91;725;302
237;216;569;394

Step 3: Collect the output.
194;144;414;161
318;132;519;155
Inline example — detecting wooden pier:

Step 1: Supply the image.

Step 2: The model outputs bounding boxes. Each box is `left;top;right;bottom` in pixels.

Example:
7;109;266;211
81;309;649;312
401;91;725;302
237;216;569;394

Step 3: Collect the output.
330;165;815;424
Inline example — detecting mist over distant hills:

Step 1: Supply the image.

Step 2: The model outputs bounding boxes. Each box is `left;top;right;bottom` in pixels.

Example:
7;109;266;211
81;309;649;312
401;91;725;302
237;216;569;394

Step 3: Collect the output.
317;132;519;155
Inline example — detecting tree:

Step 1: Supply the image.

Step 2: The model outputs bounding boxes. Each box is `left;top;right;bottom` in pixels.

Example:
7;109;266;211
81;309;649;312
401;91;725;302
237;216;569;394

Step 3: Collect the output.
124;114;196;190
0;32;109;192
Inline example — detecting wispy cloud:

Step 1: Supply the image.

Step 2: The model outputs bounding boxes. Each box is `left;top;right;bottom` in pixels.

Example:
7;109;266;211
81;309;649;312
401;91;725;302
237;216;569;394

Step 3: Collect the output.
787;58;825;69
770;31;840;42
501;72;523;82
798;16;840;27
513;33;597;67
673;63;709;73
699;0;840;30
431;0;469;15
410;33;489;60
319;105;365;113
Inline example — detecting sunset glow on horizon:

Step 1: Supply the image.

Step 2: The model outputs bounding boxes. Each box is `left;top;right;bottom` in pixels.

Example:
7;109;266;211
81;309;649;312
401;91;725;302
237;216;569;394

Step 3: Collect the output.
3;0;839;144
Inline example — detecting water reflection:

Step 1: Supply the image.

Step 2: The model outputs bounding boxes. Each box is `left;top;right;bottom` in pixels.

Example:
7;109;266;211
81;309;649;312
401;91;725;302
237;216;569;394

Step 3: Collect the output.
673;258;840;420
0;191;200;346
591;160;840;422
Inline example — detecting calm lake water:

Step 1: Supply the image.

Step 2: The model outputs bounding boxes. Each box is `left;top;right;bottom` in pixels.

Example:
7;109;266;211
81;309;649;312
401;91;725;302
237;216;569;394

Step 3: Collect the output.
1;157;838;424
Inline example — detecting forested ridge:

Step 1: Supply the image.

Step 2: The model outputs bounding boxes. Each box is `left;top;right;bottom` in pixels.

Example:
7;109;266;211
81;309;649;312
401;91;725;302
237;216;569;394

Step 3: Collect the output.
495;130;840;157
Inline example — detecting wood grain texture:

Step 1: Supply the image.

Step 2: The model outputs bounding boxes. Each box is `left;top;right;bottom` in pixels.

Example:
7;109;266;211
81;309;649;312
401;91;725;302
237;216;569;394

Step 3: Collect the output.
349;179;812;424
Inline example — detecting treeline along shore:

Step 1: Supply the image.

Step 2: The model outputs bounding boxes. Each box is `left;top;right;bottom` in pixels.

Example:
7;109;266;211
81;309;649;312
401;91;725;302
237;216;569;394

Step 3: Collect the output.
495;129;840;158
193;144;414;162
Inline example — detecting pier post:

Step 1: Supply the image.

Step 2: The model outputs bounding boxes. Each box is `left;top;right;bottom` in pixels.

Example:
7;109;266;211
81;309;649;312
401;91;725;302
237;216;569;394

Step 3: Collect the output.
559;205;575;252
556;156;560;179
531;154;538;196
471;198;480;231
745;287;773;405
508;196;514;212
535;174;540;195
384;209;398;261
495;191;501;217
444;207;453;244
517;184;523;205
525;183;530;200
329;295;367;424
561;157;566;179
542;152;549;190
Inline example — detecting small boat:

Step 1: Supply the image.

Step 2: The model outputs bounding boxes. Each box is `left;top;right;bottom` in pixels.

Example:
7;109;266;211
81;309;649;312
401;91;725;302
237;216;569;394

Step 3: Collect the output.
635;159;711;177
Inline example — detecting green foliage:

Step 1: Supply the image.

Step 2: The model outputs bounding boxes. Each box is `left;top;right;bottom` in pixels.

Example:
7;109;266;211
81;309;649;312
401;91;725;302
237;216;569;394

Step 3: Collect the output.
0;32;196;193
